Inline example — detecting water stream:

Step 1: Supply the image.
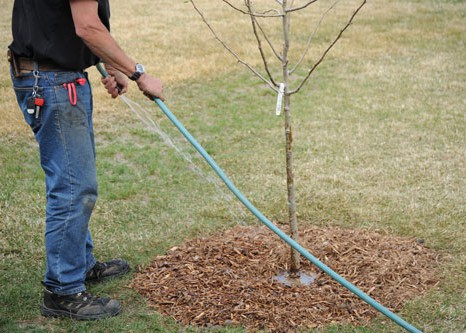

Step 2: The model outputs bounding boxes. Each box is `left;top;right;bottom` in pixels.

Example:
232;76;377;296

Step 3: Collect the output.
119;95;249;226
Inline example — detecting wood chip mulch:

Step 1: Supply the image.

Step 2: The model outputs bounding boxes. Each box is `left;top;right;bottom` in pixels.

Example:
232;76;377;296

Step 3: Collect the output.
129;225;441;332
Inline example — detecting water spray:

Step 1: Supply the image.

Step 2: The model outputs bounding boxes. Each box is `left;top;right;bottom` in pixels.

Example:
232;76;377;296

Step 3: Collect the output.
96;63;422;333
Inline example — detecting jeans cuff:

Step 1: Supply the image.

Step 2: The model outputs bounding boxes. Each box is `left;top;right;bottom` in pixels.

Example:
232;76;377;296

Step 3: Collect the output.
43;283;86;296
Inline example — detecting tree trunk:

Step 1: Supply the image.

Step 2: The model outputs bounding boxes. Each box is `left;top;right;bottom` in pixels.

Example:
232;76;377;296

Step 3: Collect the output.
281;2;300;274
284;93;300;274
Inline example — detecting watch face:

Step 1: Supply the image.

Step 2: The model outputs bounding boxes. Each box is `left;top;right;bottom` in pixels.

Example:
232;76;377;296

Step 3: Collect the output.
136;63;145;73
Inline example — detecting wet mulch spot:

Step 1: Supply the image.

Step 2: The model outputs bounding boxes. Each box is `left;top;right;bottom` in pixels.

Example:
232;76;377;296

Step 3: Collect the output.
129;225;441;332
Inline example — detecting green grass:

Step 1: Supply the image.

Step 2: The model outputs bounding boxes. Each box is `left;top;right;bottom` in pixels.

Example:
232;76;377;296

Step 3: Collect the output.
1;0;465;332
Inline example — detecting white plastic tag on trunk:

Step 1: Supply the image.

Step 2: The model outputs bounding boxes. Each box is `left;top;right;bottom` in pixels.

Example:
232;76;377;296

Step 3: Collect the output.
276;83;285;116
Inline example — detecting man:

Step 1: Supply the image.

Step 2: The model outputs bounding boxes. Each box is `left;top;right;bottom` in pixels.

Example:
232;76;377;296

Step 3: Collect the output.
8;0;165;320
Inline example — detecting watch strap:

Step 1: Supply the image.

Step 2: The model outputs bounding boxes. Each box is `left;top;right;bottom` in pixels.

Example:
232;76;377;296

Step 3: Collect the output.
129;71;142;81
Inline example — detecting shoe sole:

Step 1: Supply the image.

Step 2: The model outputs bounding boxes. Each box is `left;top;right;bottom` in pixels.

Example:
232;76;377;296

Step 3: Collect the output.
41;304;121;320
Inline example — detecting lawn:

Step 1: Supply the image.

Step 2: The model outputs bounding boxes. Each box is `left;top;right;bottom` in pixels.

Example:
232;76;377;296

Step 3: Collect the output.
0;0;465;332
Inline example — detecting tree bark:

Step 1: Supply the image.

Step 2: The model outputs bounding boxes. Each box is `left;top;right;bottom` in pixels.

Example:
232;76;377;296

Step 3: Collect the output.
284;92;300;274
281;1;300;274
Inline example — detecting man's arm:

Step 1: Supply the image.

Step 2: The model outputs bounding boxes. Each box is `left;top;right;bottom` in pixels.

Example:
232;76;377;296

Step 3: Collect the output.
69;0;164;100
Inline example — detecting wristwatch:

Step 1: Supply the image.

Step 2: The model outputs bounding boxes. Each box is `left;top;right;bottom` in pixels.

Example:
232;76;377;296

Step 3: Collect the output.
129;63;145;81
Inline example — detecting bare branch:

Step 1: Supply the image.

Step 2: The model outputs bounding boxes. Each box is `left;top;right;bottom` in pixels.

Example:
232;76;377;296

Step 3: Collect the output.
286;0;319;13
190;0;278;92
222;0;283;18
290;0;340;74
221;0;247;14
290;0;367;95
246;0;278;86
255;18;282;61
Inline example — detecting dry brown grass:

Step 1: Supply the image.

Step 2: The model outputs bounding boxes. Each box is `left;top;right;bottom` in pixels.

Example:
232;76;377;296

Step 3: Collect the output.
0;0;417;137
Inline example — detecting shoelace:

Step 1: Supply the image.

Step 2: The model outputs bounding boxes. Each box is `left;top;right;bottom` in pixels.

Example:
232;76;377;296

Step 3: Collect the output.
75;291;100;303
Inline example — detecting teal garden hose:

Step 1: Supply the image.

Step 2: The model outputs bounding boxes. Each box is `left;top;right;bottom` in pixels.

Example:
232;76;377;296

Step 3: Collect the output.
97;63;422;333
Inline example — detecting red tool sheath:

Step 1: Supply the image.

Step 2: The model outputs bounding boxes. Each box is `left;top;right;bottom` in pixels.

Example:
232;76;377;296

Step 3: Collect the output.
63;82;77;106
63;78;86;106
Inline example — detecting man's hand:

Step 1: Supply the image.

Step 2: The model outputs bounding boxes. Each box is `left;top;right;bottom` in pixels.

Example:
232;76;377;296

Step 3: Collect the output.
136;74;165;101
101;64;128;98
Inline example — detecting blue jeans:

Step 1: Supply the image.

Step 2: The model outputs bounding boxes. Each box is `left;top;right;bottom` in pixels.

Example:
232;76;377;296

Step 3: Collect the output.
11;69;97;295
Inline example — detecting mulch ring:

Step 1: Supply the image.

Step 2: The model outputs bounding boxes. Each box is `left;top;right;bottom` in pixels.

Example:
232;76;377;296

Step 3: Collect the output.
129;225;442;332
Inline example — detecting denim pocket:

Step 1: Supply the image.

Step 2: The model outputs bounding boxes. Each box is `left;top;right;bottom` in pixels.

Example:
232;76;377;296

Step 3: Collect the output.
13;85;45;133
11;70;92;136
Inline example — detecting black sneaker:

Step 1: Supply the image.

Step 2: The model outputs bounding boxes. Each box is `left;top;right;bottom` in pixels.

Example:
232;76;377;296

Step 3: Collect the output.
41;287;121;320
85;259;130;283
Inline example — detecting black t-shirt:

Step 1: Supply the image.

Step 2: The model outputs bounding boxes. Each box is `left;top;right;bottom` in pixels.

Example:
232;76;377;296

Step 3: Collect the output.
9;0;110;71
